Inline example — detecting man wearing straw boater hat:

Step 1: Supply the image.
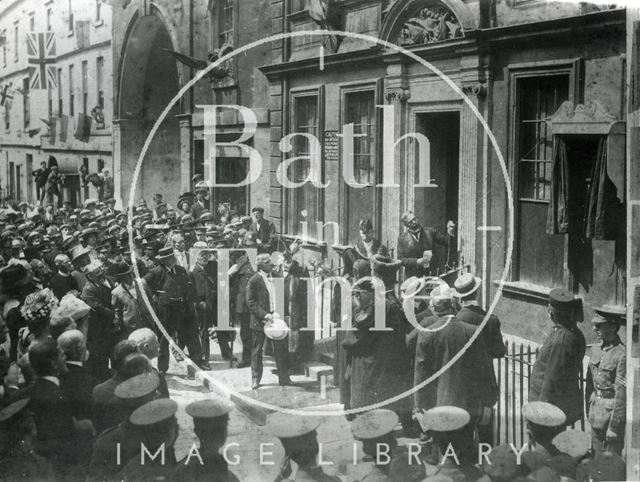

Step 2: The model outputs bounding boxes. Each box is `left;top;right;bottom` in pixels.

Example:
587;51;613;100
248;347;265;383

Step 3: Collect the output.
452;272;505;445
143;246;207;377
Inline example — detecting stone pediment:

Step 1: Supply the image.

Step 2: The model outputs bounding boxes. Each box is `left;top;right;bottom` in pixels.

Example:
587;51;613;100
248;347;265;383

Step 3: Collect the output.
547;100;623;136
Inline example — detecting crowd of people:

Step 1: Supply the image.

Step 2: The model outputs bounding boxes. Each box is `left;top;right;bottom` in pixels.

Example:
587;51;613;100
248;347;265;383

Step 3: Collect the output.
0;172;628;481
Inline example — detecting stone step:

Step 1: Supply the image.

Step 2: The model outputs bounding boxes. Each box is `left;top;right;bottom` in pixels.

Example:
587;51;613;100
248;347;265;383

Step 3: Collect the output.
304;360;334;381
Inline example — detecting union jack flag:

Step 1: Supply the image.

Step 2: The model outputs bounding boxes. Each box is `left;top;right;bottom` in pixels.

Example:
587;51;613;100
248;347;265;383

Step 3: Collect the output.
27;32;57;90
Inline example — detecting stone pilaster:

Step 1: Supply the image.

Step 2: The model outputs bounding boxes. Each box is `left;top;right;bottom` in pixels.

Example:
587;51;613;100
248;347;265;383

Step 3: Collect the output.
177;114;192;195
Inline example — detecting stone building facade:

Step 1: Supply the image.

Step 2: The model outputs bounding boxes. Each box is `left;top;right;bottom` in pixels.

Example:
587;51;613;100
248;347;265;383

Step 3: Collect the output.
260;0;627;343
0;0;113;206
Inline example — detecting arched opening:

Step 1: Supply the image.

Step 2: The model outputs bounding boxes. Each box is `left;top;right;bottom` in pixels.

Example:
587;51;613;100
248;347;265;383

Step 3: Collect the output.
116;13;182;206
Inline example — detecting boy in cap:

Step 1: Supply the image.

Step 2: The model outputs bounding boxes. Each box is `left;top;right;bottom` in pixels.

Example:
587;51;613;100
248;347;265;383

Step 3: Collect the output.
267;413;340;482
88;372;162;482
529;289;586;430
171;398;239;481
350;408;426;482
419;406;484;482
585;306;626;455
118;399;179;480
251;206;277;254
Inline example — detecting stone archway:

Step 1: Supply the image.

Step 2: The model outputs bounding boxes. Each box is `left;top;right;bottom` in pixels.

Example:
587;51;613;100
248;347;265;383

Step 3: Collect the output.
114;12;182;208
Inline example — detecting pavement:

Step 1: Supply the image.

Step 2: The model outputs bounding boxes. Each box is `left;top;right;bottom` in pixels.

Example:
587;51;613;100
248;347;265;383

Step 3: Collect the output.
162;336;377;482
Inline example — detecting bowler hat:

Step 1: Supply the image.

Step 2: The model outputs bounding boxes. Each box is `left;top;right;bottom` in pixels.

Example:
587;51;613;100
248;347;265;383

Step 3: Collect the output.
111;261;131;277
453;273;482;297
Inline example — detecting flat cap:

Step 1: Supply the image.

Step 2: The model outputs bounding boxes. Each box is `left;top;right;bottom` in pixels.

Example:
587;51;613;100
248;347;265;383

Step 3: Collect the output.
266;413;321;439
186;398;234;419
418;406;470;432
350;409;398;440
522;401;566;427
114;371;160;400
130;399;178;427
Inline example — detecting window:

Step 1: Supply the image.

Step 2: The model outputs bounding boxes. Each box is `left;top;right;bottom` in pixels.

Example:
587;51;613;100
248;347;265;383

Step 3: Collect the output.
96;57;104;109
345;90;376;185
47;83;53;117
47;8;53;31
514;74;570;286
29;15;35;32
16;165;21;201
81;60;88;115
95;0;102;22
68;64;74;116
22;78;30;129
14;24;18;61
218;0;234;46
68;0;74;32
290;94;320;237
57;68;63;115
9;162;15;200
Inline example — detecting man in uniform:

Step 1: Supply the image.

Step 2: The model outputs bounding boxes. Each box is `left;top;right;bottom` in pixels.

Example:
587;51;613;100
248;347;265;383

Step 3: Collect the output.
585;306;626;455
350;409;426;482
88;372;161;481
529;289;586;431
396;211;456;278
267;413;340;482
522;401;567;460
143;246;207;376
171;398;239;481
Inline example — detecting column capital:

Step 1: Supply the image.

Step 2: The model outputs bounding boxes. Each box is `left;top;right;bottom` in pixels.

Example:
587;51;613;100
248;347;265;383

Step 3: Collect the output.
384;88;410;103
460;81;487;98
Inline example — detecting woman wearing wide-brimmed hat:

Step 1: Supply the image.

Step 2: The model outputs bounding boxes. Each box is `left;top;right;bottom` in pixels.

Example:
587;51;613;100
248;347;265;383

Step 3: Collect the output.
0;264;37;362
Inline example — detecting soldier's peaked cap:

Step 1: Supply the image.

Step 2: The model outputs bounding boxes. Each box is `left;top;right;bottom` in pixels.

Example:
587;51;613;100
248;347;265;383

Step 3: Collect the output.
592;304;625;324
350;409;398;440
266;413;321;439
130;399;178;427
186;398;234;419
552;429;591;459
421;406;470;432
114;371;160;400
522;401;566;427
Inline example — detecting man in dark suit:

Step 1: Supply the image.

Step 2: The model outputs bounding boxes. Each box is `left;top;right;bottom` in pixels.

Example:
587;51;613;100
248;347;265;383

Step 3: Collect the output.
246;253;290;389
58;329;95;423
49;254;79;300
251;206;277;254
396;211;456;278
28;339;93;471
143;247;207;376
452;273;505;445
82;261;119;383
190;247;234;361
414;286;487;460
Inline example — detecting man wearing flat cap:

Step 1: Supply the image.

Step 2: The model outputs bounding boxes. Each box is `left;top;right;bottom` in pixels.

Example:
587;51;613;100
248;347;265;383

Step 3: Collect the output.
585;306;626;455
143;246;207;375
251;206;277;254
529;289;586;431
246;253;290;388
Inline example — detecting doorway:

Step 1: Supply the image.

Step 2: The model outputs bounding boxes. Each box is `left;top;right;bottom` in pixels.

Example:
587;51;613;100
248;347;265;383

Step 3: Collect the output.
414;112;460;271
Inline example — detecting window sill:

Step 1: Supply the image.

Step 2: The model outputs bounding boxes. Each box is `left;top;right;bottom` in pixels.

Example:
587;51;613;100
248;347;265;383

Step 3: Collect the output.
281;234;328;252
492;280;552;303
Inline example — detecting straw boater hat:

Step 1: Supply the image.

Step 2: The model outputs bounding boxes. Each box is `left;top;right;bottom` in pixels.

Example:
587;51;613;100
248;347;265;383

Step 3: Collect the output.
156;247;175;261
264;313;289;341
452;273;482;297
